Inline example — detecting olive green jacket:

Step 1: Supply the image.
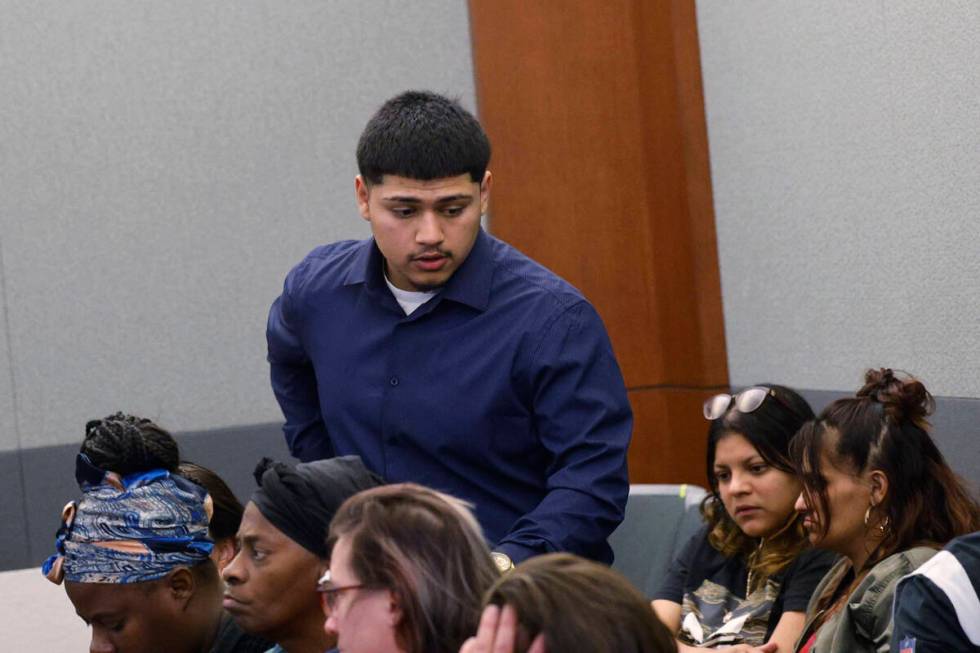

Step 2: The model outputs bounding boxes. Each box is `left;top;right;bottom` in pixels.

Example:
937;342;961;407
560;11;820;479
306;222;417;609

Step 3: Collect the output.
795;547;937;653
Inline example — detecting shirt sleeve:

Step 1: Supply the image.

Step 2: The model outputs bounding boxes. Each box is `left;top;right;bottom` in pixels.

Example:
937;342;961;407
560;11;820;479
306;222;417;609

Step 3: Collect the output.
494;301;632;564
266;260;334;463
652;528;707;603
891;575;973;653
781;548;838;613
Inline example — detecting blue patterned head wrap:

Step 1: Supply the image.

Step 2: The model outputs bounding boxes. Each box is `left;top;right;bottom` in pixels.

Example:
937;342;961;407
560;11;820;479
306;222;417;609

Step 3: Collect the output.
41;453;214;584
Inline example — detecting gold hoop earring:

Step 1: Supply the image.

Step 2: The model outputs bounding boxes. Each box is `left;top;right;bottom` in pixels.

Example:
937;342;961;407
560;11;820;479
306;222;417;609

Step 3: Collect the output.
863;505;873;526
877;515;891;536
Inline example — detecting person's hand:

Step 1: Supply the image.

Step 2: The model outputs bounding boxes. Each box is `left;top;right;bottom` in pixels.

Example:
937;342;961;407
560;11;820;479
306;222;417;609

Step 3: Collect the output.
459;604;546;653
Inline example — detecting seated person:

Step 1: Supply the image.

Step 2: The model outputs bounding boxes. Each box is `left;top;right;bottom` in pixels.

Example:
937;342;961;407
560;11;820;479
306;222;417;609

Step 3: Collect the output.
891;530;980;653
790;369;980;652
460;552;677;653
42;412;268;653
222;456;383;653
178;461;246;573
322;483;499;653
652;385;835;652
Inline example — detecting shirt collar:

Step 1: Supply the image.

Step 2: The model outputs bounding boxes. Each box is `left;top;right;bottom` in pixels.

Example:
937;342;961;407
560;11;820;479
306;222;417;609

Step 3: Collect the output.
440;228;493;312
343;230;494;313
342;237;377;287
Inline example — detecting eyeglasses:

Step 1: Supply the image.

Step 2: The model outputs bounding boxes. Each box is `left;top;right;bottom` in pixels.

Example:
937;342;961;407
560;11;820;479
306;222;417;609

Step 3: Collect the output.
316;569;374;612
703;386;797;420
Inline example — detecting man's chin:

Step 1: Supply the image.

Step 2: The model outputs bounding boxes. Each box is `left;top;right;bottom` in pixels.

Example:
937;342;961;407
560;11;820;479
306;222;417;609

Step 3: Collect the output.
407;271;451;292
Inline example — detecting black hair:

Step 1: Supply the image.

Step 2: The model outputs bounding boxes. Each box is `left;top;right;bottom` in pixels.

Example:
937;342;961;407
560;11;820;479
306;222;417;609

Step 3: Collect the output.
356;90;491;184
705;384;815;489
80;412;180;475
702;384;815;587
177;461;244;542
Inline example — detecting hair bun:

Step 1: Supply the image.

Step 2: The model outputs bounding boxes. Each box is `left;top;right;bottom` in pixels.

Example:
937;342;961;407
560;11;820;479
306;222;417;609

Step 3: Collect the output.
858;368;934;427
80;412;179;475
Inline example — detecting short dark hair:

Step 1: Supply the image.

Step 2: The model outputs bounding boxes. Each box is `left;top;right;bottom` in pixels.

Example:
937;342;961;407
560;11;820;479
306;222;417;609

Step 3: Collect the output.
356;91;491;184
483;553;676;653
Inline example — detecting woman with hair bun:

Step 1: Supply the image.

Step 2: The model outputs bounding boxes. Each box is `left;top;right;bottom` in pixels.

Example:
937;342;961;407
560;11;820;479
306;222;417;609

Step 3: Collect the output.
791;369;980;653
44;412;269;653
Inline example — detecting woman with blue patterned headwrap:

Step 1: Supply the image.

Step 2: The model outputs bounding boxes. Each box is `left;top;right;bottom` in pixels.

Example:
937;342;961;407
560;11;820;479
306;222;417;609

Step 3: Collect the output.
43;413;269;653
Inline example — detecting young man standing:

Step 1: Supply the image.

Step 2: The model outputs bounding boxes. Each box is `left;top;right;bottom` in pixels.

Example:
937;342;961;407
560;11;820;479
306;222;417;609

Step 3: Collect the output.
266;91;632;565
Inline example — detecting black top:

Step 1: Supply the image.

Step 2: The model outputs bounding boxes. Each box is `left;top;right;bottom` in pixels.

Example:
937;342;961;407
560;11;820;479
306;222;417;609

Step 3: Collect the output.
654;525;836;647
209;614;272;653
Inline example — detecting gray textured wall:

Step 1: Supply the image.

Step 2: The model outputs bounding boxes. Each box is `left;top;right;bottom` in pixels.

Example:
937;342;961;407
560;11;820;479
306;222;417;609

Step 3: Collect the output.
0;1;478;453
696;1;980;399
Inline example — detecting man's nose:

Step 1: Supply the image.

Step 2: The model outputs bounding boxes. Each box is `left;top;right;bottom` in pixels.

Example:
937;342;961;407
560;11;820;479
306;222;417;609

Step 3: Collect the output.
415;212;444;245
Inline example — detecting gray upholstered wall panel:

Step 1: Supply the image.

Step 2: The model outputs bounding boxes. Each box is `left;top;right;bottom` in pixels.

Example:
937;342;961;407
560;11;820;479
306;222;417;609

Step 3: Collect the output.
696;1;980;398
0;248;17;452
0;1;477;452
0;453;30;570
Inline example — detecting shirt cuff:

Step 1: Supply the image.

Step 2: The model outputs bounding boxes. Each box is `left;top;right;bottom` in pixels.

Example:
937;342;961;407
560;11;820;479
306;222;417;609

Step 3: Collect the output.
494;541;543;564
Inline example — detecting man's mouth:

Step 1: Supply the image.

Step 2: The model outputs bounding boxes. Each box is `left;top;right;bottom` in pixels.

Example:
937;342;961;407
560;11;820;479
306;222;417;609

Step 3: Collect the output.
412;253;449;271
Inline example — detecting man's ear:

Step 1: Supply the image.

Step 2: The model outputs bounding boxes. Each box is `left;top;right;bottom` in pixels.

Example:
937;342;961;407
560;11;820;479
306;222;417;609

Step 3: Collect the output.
167;567;196;609
869;470;889;507
355;175;372;221
479;170;493;215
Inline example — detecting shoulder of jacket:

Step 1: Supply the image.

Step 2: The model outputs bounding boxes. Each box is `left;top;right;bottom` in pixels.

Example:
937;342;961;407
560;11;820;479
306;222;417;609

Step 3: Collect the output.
848;547;940;623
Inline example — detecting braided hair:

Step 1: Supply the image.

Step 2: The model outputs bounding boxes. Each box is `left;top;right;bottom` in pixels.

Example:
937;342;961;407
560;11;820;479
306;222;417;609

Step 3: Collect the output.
80;412;180;475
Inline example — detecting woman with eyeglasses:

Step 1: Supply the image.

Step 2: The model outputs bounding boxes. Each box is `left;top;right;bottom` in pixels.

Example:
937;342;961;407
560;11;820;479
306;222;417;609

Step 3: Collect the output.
789;369;980;653
652;385;836;653
322;483;499;653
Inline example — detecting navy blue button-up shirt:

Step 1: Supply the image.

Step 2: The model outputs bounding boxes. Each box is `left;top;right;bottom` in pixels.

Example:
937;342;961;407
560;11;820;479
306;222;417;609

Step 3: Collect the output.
267;229;632;562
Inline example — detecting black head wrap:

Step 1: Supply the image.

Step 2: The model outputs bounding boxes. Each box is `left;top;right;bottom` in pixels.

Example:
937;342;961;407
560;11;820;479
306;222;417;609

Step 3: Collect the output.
251;455;383;558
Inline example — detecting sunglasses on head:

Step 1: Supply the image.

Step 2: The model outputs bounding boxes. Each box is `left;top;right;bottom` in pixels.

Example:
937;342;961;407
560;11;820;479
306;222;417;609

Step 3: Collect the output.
703;386;797;420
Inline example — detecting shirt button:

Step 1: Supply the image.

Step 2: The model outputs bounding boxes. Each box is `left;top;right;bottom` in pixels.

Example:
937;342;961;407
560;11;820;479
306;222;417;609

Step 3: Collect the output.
389;376;399;387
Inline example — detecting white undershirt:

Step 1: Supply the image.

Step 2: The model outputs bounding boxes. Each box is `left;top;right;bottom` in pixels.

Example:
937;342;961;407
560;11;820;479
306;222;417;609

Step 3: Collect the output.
384;272;438;315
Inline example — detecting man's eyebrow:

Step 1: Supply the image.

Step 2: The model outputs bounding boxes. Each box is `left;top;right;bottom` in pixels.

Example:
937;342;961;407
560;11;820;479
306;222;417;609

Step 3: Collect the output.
380;194;474;203
434;194;474;203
